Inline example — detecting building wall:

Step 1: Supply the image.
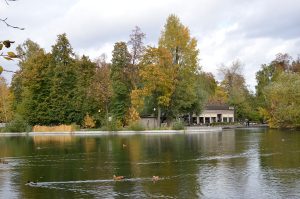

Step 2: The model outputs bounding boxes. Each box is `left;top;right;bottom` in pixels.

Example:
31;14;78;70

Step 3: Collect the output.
193;109;235;124
139;118;157;129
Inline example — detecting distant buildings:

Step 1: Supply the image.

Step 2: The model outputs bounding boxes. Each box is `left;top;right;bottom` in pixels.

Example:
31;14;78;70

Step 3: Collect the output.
192;104;235;125
139;104;235;128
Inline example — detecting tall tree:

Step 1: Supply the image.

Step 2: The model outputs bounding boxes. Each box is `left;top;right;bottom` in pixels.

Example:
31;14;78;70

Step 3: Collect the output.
131;47;177;126
73;55;97;125
110;42;132;125
12;39;44;106
219;60;254;120
11;39;54;125
89;55;113;125
48;33;77;125
128;26;145;66
158;14;200;121
127;26;146;89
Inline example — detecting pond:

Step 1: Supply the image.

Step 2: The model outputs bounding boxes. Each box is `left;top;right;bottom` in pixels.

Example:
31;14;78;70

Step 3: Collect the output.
0;128;299;198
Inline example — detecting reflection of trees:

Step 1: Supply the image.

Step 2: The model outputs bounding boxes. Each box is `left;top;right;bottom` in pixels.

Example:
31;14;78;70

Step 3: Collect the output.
258;129;300;197
260;129;300;169
4;131;298;198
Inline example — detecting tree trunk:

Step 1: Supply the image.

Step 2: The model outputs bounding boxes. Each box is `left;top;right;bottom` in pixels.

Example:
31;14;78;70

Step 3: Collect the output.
157;107;161;127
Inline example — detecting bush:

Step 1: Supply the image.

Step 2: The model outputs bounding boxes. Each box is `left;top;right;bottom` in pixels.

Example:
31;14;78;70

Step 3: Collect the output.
172;120;185;130
101;119;122;131
3;115;31;132
83;114;96;128
127;122;145;131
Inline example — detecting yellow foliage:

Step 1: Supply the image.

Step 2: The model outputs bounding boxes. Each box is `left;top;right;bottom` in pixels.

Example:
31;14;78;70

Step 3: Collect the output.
131;89;145;110
33;125;76;132
0;77;14;122
83;114;96;128
134;47;176;109
125;107;140;125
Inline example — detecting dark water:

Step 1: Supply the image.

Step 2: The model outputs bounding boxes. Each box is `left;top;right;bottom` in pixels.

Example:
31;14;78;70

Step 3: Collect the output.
0;128;299;199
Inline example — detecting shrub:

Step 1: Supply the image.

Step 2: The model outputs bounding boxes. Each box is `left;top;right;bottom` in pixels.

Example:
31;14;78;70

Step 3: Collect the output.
127;122;145;131
33;124;78;132
83;114;96;128
101;118;122;131
172;120;185;130
3;115;31;132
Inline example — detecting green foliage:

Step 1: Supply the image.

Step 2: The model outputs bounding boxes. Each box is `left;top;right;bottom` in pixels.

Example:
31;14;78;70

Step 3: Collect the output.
110;42;132;125
126;122;145;131
101;118;122;131
255;53;300;123
218;61;257;121
11;35;98;126
262;72;300;128
158;14;200;121
3;114;31;132
171;120;185;130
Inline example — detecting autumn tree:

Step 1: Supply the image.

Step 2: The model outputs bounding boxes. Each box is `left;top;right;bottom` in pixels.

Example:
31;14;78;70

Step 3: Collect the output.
127;26;146;89
191;72;217;115
158;14;200;122
128;26;145;66
219;60;255;120
0;77;13;122
110;42;132;125
11;39;54;125
256;53;298;109
262;72;300;128
12;39;44;106
89;54;113;125
131;47;177;126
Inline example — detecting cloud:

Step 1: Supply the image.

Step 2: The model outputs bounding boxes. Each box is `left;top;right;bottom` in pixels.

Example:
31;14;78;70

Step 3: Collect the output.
0;0;300;90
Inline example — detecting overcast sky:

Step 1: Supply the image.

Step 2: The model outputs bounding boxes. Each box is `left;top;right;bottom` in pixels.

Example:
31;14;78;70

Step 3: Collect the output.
1;0;300;90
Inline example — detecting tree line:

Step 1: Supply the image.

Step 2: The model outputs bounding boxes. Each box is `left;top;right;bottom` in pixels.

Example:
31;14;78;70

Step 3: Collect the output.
1;14;300;129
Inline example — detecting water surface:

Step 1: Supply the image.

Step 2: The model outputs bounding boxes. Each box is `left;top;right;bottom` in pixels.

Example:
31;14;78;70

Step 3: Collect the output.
0;128;299;198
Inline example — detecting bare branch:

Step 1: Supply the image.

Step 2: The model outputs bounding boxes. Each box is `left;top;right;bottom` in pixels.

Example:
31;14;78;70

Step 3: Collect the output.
3;69;16;73
0;17;24;30
4;0;17;5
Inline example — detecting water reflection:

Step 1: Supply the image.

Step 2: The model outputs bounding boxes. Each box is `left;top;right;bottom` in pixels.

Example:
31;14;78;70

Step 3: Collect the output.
0;129;299;198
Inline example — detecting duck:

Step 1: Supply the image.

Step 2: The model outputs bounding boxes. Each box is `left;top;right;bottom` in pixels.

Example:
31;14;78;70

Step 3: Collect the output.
26;181;37;186
0;159;8;164
152;176;160;181
113;175;125;180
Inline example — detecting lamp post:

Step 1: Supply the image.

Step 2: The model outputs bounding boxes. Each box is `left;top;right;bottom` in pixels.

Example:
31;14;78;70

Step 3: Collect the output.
153;108;156;128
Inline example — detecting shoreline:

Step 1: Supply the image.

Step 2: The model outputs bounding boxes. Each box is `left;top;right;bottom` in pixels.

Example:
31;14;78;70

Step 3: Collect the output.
0;126;223;136
0;125;269;136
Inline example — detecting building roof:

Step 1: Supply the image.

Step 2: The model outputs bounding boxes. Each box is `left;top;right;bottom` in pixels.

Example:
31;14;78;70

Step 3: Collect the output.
204;104;234;110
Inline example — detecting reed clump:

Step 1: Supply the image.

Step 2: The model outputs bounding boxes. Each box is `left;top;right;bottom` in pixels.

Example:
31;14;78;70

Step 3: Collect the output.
33;124;78;132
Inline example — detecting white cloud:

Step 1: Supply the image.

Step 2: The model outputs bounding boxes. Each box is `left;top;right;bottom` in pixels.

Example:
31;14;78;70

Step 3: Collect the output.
1;0;300;89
